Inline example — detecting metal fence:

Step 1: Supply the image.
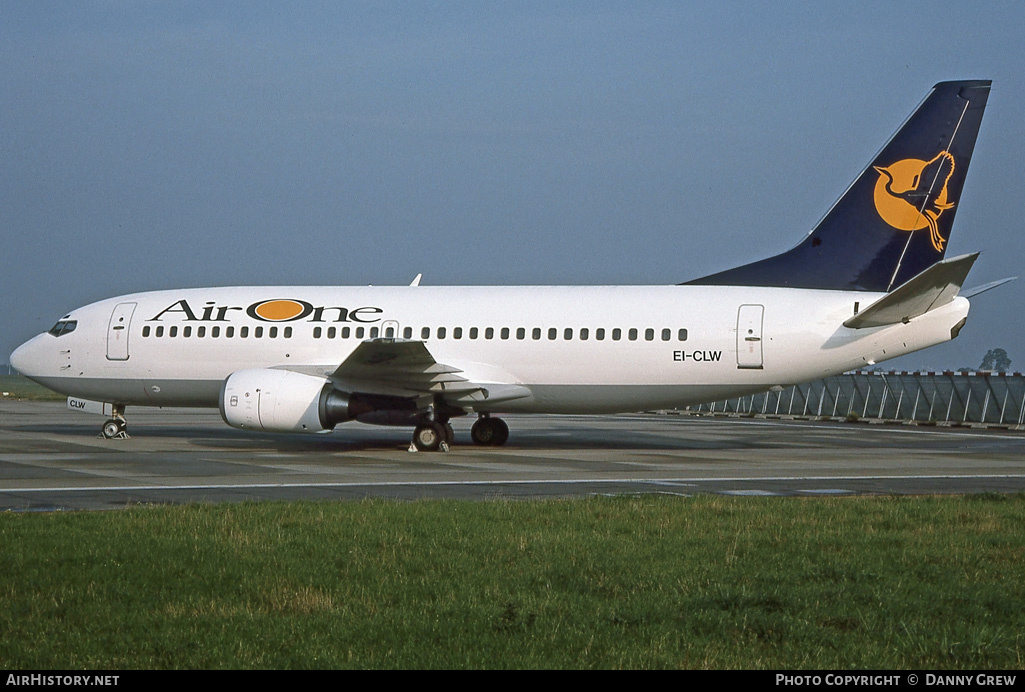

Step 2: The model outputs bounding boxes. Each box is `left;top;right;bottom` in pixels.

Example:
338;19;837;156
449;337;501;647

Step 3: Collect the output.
684;371;1025;426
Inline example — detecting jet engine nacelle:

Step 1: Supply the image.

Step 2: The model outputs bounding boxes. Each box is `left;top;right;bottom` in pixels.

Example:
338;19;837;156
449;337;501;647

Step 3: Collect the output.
219;368;354;433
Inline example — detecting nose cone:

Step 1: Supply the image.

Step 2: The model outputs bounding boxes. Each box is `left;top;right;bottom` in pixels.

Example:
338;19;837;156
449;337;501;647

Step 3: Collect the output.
10;335;46;378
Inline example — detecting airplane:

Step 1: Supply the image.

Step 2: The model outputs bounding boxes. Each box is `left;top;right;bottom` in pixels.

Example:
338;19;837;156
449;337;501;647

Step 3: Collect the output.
10;80;996;451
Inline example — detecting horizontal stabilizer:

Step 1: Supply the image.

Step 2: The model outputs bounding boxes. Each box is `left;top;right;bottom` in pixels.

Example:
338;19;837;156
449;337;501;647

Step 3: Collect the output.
962;276;1016;298
843;253;978;329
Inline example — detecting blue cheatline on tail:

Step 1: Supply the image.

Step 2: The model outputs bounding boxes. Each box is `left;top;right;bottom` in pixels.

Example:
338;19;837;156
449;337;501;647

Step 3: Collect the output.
685;80;992;292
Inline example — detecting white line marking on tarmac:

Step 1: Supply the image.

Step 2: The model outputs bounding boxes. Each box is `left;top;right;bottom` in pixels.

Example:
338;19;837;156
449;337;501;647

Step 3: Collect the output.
6;474;1025;494
719;490;779;496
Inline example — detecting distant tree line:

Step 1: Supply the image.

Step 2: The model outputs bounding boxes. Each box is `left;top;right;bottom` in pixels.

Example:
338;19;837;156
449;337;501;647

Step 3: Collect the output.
969;347;1013;372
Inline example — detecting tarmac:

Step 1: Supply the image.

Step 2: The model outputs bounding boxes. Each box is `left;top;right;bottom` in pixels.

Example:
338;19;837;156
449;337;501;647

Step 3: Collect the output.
3;401;1025;511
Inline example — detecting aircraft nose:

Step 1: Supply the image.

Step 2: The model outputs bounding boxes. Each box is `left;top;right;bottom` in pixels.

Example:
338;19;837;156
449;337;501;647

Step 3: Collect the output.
10;335;46;378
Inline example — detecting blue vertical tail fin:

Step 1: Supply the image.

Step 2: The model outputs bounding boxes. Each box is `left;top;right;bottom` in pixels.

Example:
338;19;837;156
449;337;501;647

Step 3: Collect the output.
685;80;991;292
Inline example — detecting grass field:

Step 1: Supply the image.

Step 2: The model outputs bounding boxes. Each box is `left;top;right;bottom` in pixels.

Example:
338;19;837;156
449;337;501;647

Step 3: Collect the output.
2;495;1023;669
0;374;63;401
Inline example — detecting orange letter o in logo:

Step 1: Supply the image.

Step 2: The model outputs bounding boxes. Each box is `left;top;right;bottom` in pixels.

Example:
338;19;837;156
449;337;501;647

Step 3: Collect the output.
248;299;312;322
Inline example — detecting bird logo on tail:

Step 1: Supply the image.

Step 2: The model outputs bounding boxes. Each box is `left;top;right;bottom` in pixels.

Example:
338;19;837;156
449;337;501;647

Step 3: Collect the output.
873;151;956;252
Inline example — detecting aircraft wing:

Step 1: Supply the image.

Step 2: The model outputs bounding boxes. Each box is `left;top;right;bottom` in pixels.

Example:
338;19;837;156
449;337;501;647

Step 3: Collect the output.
328;338;531;405
843;253;978;329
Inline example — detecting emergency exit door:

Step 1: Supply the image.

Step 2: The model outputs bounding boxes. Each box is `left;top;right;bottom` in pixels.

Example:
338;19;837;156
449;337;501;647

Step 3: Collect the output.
736;304;764;369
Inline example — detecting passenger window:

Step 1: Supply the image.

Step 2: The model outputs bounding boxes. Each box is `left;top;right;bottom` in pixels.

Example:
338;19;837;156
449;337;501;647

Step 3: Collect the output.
142;326;151;337
678;329;688;341
314;327;322;339
269;327;278;338
370;327;379;338
580;328;589;340
501;327;510;340
596;328;605;341
403;327;412;339
254;327;262;338
226;326;235;338
516;327;525;340
470;327;478;339
284;327;292;338
548;328;557;340
612;328;621;341
645;328;654;341
629;328;638;341
422;327;431;339
156;326;164;337
532;328;541;340
327;327;336;339
184;326;192;338
341;327;351;339
212;326;221;338
485;327;494;340
169;326;178;338
240;326;249;338
564;328;573;340
437;327;446;339
453;327;463;339
661;328;671;341
355;327;365;338
197;326;206;338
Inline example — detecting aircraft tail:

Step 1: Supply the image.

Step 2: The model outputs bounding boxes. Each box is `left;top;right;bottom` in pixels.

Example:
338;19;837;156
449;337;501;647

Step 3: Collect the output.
685;80;992;292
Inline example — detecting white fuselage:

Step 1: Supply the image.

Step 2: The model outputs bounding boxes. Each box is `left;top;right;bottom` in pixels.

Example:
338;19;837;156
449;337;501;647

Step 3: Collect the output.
11;284;970;415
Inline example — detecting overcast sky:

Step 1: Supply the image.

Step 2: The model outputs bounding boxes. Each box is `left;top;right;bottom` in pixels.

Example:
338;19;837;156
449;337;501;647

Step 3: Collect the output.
3;1;1024;371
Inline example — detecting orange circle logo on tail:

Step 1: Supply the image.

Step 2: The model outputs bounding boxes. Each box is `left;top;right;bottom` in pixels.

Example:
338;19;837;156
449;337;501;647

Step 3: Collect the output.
873;151;955;252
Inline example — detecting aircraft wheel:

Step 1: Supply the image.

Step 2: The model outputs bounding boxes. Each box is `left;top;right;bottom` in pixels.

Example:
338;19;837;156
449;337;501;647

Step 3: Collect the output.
491;417;509;446
471;417;509;446
101;419;125;439
413;422;445;452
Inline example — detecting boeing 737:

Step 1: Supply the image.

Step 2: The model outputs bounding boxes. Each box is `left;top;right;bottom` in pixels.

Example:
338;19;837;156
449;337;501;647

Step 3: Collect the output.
10;80;996;451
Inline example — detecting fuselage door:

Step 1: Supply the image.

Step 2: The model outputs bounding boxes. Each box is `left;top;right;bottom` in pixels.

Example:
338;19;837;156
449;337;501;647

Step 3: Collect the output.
736;304;764;370
107;302;137;361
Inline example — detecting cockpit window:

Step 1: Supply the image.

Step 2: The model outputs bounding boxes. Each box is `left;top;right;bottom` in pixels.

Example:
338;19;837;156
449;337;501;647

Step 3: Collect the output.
47;320;78;337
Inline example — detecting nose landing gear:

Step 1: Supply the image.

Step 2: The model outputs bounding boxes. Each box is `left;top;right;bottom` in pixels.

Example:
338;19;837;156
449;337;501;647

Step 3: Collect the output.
100;405;128;439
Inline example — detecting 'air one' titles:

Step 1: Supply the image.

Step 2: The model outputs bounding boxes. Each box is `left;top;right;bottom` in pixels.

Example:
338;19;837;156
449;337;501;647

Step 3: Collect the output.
149;299;384;324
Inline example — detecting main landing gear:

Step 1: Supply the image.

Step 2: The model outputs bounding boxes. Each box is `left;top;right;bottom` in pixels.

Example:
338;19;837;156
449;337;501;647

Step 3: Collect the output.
470;414;509;447
408;412;509;451
411;420;455;452
100;405;129;439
